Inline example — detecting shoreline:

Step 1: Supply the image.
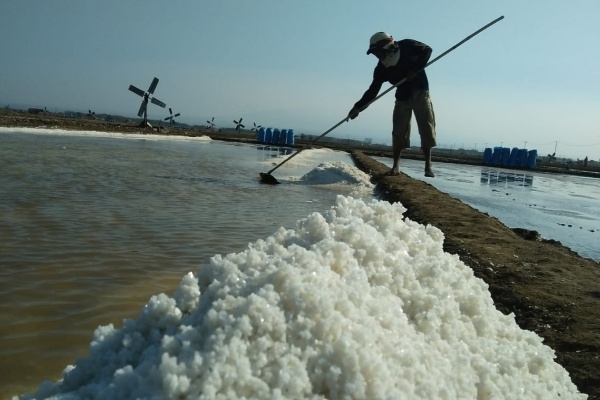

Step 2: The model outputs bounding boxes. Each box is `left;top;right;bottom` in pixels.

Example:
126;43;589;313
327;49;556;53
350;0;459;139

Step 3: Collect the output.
2;112;600;398
1;109;598;180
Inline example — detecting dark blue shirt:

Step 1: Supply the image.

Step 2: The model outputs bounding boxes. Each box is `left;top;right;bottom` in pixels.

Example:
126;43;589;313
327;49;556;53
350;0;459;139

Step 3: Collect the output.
354;39;432;109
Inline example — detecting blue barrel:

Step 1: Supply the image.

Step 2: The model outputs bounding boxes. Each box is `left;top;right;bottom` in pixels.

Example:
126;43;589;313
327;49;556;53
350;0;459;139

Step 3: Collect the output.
483;148;493;164
265;128;273;143
279;129;288;144
272;128;280;144
509;147;519;167
492;146;503;165
257;127;266;143
527;149;538;169
501;147;511;166
517;148;528;168
287;129;295;145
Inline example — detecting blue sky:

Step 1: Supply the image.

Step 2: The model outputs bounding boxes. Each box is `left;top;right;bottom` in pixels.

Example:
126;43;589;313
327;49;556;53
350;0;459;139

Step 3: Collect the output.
1;1;598;160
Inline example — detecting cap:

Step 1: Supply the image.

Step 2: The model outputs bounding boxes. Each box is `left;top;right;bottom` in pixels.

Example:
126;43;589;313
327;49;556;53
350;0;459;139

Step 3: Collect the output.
367;32;393;55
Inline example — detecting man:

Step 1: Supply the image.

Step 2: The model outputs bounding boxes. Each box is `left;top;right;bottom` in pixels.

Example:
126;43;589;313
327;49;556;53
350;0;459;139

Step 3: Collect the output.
347;32;436;177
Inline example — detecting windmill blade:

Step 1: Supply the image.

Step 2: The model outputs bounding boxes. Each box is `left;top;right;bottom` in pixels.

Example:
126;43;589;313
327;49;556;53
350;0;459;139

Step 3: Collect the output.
240;124;245;128
168;108;173;115
164;116;171;121
239;117;243;123
148;77;159;94
151;97;167;108
138;99;148;117
174;113;180;118
128;85;145;97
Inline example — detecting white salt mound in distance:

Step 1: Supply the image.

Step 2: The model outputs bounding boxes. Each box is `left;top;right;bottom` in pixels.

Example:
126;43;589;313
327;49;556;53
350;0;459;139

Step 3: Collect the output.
24;196;585;399
297;162;374;197
299;162;371;186
272;147;341;169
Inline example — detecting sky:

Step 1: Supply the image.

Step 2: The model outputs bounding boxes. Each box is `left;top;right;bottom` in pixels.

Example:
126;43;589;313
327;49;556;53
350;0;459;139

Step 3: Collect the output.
1;1;599;160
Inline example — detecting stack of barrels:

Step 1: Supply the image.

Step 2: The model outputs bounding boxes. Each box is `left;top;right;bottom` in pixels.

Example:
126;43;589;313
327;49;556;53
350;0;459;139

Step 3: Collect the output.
483;146;537;169
257;127;295;145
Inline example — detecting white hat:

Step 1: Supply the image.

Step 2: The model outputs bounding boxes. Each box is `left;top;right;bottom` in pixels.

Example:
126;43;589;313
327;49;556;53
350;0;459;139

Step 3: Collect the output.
367;32;393;55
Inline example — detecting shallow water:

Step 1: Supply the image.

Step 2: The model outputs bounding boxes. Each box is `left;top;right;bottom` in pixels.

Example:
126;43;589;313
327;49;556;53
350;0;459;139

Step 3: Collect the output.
374;156;600;261
0;130;372;397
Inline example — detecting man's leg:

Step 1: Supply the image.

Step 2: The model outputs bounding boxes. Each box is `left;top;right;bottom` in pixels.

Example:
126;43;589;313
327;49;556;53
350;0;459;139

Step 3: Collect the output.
422;147;434;177
390;138;403;175
391;100;412;174
413;90;437;177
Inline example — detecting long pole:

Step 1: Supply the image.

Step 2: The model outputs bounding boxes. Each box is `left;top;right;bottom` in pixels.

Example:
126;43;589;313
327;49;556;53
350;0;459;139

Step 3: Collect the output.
261;15;504;179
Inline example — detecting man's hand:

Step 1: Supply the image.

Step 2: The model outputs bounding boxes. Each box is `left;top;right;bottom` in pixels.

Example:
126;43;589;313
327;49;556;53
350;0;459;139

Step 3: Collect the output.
346;106;360;122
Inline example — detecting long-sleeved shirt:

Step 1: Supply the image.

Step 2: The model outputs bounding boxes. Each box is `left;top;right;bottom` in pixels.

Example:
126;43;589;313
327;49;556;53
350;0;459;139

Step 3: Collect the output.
354;39;432;110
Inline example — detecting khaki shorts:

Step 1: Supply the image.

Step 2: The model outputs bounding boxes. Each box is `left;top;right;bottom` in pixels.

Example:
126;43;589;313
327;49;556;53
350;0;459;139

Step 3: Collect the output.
392;89;437;149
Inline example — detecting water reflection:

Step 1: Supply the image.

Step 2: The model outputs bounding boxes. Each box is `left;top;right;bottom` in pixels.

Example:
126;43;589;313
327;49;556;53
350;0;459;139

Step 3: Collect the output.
480;168;534;187
256;145;293;159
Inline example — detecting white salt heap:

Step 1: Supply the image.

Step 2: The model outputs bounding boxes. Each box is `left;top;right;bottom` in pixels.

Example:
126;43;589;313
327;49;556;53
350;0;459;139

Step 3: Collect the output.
23;196;585;399
297;161;375;197
299;161;372;186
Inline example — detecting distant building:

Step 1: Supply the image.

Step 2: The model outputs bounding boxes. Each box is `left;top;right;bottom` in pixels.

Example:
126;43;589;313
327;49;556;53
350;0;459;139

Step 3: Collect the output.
28;108;45;114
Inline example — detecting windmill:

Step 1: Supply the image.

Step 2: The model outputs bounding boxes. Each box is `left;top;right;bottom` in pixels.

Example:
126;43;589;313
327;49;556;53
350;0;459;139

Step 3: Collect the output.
251;122;262;131
128;77;167;127
233;117;244;131
164;108;181;127
87;110;95;118
206;117;216;131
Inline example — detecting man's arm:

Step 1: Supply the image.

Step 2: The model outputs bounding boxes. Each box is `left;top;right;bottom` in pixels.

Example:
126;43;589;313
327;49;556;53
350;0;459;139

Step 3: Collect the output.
354;74;384;112
347;77;383;121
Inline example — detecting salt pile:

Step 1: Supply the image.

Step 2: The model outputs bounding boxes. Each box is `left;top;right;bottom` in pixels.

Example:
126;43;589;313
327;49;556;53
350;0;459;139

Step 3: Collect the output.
272;148;342;170
297;161;374;197
22;196;585;399
299;162;372;185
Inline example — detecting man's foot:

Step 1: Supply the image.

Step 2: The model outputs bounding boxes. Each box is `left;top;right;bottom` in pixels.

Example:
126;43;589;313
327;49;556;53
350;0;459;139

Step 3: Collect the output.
425;168;435;178
387;168;400;176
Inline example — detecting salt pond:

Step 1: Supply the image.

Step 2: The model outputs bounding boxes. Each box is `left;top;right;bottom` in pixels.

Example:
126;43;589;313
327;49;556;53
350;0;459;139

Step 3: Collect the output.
374;155;600;262
0;128;587;399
